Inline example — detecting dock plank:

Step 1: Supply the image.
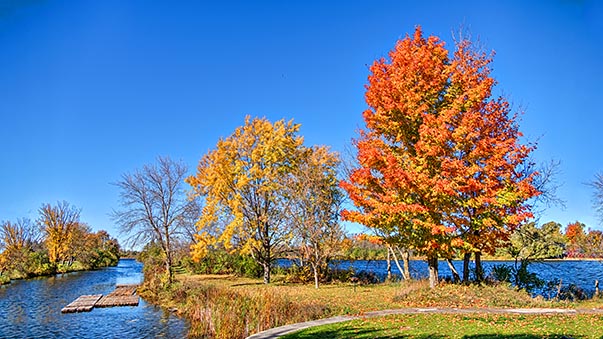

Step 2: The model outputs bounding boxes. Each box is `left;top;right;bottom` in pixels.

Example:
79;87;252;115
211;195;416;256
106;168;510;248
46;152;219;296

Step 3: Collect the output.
95;294;139;307
61;294;103;313
95;285;140;307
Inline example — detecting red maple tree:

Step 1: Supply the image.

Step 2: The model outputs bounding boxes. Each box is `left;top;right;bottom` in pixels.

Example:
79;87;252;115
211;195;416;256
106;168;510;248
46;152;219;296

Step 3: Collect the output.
341;26;540;287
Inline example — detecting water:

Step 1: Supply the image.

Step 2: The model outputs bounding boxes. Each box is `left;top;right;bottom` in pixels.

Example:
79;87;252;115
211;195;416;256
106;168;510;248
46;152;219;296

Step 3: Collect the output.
0;259;188;338
280;258;603;297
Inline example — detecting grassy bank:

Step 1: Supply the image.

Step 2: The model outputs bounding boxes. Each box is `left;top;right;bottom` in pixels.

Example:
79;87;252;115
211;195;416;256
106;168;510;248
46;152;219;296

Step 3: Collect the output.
281;313;603;339
0;259;120;285
142;272;603;338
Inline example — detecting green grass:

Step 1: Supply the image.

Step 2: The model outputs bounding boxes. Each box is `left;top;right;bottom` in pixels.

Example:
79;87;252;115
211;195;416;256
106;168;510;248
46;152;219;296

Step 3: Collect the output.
281;313;603;339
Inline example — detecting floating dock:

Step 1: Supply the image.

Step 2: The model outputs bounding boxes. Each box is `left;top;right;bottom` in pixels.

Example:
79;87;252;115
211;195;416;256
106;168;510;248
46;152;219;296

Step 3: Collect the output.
61;294;103;313
96;284;139;308
61;284;139;313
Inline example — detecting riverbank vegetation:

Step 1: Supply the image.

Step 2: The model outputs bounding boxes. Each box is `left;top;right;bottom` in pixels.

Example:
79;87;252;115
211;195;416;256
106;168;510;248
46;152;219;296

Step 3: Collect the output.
140;269;603;339
0;201;120;284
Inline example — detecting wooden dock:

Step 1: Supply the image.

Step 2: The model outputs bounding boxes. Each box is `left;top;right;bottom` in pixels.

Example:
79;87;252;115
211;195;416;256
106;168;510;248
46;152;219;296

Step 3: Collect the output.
61;294;103;313
96;284;139;307
61;284;140;313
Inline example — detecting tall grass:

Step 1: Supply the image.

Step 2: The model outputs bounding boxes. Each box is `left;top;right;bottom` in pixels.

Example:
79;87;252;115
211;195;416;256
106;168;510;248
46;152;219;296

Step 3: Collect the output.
145;280;330;339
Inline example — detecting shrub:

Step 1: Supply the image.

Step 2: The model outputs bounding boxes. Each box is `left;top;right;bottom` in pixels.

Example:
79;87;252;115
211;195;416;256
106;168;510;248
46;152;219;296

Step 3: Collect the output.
489;261;543;293
181;250;262;278
553;282;588;301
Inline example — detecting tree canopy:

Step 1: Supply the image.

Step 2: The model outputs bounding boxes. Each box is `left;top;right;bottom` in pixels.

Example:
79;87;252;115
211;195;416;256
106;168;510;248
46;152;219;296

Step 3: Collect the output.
187;116;305;284
341;26;539;287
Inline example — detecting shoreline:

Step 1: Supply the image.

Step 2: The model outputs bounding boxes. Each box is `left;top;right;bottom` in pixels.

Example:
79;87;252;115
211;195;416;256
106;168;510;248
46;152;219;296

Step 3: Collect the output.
0;259;122;286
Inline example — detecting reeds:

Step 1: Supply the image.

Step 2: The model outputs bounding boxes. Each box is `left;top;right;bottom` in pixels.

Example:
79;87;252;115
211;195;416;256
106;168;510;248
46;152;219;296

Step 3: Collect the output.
156;282;329;339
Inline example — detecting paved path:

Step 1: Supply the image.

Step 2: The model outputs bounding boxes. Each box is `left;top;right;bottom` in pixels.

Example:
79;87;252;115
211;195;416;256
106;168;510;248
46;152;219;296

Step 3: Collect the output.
245;307;603;339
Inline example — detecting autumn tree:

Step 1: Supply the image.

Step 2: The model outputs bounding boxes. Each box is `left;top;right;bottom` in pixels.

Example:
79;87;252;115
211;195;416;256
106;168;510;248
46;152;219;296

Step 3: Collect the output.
286;146;346;288
341;26;539;288
38;201;82;265
0;218;40;274
565;221;587;257
113;156;196;284
564;221;603;258
187;116;305;284
507;221;565;261
75;230;120;267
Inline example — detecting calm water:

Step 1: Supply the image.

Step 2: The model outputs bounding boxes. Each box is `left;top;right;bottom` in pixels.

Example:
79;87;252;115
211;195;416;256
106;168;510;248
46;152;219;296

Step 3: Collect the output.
0;259;188;338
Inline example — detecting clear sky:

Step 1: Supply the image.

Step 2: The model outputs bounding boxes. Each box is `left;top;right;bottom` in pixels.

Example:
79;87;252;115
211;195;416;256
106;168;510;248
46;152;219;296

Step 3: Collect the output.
1;0;602;245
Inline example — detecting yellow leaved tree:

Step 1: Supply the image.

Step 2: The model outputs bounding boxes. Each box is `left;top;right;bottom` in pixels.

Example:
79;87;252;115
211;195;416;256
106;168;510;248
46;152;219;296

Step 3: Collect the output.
38;201;81;266
187;116;305;284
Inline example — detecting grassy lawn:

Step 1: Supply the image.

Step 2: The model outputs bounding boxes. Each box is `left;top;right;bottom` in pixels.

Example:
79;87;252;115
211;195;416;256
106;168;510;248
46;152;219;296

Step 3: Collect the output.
281;313;603;339
176;273;555;315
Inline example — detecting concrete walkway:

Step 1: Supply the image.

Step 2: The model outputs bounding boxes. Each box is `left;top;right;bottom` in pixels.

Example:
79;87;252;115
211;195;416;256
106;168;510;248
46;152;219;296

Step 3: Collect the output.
246;307;603;339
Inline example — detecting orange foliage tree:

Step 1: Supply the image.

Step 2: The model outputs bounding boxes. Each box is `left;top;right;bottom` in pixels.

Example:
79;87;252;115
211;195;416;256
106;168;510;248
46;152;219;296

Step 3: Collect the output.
565;221;603;258
341;27;539;287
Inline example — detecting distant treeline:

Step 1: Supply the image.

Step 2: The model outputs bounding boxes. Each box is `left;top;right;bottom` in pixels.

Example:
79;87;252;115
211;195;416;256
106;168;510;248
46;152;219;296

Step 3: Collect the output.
0;201;120;284
346;220;603;262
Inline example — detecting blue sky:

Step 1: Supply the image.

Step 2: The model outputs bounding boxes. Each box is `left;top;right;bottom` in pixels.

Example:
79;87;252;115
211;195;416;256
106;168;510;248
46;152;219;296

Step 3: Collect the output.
1;1;602;245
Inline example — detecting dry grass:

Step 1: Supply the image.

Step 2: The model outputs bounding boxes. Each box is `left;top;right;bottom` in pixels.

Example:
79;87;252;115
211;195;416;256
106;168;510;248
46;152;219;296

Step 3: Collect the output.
178;274;411;315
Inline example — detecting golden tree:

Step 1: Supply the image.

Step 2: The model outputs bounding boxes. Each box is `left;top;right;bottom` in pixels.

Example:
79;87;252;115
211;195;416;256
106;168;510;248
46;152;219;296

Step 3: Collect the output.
187;116;305;284
39;201;81;265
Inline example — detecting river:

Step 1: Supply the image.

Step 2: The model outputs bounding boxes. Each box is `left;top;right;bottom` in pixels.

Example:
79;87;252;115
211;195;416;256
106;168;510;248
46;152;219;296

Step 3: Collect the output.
329;259;603;296
278;258;603;297
0;259;188;338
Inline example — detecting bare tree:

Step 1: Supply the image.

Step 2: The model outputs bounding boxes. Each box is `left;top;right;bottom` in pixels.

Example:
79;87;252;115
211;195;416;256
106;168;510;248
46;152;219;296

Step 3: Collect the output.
591;172;603;224
112;156;194;283
531;159;566;213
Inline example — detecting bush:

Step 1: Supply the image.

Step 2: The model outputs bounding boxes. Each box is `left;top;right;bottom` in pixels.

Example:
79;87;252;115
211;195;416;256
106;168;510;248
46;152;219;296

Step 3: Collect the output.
489;261;543;293
491;264;513;283
558;284;588;301
542;280;589;301
181;250;263;278
281;264;358;285
0;274;10;285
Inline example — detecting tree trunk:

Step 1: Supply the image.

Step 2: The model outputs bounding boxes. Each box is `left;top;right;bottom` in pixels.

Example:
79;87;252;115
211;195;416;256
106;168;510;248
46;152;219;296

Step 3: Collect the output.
427;255;439;288
401;248;411;281
312;263;319;289
446;258;460;283
262;261;271;284
390;246;405;280
462;252;471;282
164;232;173;284
262;223;271;284
386;246;392;281
165;247;173;284
475;251;483;282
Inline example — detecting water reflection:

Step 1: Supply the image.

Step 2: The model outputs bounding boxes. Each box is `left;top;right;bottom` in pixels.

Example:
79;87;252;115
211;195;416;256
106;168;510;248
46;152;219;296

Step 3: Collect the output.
0;259;188;338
